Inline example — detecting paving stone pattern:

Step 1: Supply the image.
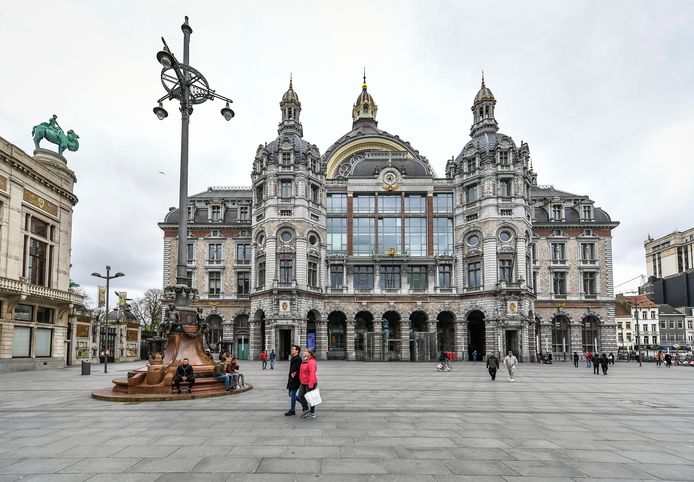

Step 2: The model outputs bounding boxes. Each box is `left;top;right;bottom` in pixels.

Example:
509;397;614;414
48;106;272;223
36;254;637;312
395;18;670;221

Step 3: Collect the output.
1;360;693;481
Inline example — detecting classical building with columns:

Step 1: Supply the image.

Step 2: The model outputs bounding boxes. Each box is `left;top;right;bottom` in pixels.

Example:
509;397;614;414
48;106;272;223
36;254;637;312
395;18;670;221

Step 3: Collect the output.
160;77;618;362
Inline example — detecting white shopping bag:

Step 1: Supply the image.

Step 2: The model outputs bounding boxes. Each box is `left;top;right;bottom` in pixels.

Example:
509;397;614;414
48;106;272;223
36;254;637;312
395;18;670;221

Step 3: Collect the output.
305;387;322;407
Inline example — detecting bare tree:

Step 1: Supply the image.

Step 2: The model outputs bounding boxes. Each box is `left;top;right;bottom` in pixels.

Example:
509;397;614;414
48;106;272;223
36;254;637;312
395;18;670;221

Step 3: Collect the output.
131;288;164;333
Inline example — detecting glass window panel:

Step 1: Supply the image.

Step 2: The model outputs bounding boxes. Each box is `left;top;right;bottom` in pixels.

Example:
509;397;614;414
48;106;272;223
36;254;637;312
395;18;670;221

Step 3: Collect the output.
499;259;513;282
14;304;33;322
380;265;401;289
12;326;31;357
236;244;251;261
438;264;452;288
433;193;453;213
433;218;453;255
36;307;53;323
405;195;426;214
327;194;347;214
466;261;481;288
353;195;374;214
279;259;293;284
405;218;427;256
408;265;428;290
378;217;401;255
327;218;347;254
330;265;344;288
466;184;478;203
353;218;375;256
379;195;401;214
35;328;52;357
353;265;374;289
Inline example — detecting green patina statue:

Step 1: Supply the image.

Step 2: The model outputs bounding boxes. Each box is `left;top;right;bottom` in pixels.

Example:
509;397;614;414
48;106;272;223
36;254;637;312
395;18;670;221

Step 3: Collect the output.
32;115;79;155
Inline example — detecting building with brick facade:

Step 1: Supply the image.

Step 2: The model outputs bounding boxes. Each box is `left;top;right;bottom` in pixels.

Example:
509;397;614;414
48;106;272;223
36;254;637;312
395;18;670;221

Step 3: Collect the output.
160;77;619;362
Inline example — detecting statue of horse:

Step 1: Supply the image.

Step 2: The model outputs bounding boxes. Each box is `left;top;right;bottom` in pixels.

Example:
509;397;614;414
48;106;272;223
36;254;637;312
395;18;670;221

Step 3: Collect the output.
32;116;79;155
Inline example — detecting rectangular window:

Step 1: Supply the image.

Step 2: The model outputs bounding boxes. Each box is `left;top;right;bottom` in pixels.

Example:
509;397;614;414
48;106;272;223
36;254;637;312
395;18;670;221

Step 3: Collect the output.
279;259;293;284
582;205;593;219
186;269;194;288
36;307;53;323
583;271;596;296
308;261;318;287
498;179;511;197
466;184;479;203
551;243;566;263
405;195;426;214
353;195;374;213
187;206;194;221
466;261;481;288
353;218;375;256
311;184;320;204
28;238;48;285
553;271;567;296
187;243;195;262
378;217;401;254
210;205;222;222
500;208;513;216
438;264;452;288
405;218;427;256
280;180;293;199
281;152;291;166
433;193;453;213
330;264;344;289
311;157;320;173
237;271;250;295
257;261;266;288
467;158;476;173
30;217;49;238
669;321;675;329
12;326;31;357
379;195;401;214
433;218;453;255
580;243;596;263
499;151;510;166
208;244;223;263
354;265;374;290
498;259;513;282
408;265;428;290
255;184;264;203
327;218;348;254
652;324;657;332
552;204;562;220
236;244;251;262
239;206;249;221
14;304;33;322
380;265;401;289
208;271;221;295
327;194;347;213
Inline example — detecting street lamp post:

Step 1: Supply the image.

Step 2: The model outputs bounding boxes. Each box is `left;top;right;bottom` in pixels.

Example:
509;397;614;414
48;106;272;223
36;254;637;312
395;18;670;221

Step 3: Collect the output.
91;266;125;373
153;16;234;308
634;303;642;367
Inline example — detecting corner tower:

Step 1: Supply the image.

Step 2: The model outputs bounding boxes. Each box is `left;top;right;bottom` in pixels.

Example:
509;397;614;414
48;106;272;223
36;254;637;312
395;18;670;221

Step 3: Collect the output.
250;79;325;360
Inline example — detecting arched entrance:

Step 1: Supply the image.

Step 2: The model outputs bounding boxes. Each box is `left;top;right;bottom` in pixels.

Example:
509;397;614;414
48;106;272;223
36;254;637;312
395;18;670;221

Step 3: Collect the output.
467;310;485;360
552;315;570;361
382;311;401;361
437;311;456;357
327;311;346;360
354;310;374;361
234;314;249;360
582;316;599;354
410;311;431;361
205;314;223;353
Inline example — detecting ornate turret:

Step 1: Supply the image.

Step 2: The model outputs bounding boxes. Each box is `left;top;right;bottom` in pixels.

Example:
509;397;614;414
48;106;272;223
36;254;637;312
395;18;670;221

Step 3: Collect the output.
470;72;499;137
279;74;302;136
352;70;378;128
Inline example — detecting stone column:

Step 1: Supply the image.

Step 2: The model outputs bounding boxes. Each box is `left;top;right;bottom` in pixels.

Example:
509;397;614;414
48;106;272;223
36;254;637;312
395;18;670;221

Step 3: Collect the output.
373;320;383;360
428;320;437;361
316;321;328;360
299;320;307;354
401;319;411;362
346;319;356;360
570;321;582;360
453;321;464;362
249;320;260;360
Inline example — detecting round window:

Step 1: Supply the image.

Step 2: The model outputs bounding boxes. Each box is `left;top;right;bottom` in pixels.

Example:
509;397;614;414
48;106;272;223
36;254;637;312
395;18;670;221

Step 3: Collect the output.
257;234;265;246
308;234;318;246
499;231;512;242
280;231;292;243
466;234;480;247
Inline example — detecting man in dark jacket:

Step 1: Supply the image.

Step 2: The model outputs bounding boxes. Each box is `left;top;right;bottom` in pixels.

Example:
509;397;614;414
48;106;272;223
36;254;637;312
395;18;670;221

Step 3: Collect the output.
285;345;302;416
486;351;499;380
174;358;195;394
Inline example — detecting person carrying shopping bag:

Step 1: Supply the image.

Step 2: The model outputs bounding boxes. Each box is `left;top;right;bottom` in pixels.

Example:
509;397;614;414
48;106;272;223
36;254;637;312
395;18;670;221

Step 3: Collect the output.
297;348;318;419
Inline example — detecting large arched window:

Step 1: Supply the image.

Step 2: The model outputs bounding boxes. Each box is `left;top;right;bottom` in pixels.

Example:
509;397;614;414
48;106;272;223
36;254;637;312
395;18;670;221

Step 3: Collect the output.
552;315;570;354
582;316;599;353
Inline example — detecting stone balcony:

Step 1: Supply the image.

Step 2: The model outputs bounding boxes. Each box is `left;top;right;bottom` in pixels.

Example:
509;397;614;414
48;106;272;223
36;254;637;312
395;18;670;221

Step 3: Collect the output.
0;277;83;304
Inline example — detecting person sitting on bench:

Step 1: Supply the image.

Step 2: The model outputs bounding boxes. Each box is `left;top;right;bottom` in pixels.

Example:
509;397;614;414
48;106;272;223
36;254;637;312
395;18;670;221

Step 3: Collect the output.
174;358;195;394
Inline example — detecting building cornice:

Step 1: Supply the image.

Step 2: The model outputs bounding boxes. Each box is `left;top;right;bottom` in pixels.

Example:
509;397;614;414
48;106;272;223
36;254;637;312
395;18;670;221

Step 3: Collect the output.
0;151;79;206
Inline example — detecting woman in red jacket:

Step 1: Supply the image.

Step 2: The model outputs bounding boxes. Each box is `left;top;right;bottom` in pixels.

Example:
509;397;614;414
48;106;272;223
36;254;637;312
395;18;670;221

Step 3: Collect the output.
297;348;318;419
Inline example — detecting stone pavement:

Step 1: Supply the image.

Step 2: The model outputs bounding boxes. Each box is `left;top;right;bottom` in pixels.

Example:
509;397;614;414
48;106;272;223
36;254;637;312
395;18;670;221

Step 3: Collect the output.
0;360;693;481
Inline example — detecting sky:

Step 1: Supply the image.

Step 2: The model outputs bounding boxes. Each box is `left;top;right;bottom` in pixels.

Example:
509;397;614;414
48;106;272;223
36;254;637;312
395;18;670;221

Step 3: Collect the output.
1;1;692;305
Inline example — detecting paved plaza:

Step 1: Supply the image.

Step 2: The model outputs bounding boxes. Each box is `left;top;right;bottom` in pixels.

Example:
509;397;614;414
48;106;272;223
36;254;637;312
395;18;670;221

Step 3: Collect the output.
0;360;693;481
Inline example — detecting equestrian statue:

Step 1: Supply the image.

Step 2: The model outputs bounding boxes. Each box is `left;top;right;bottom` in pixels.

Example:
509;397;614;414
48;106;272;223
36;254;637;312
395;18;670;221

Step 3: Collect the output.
31;115;80;156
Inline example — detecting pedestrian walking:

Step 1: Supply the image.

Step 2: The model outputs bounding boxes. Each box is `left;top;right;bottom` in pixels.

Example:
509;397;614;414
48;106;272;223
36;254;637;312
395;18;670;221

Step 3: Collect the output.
261;350;268;369
664;353;672;368
285;345;302;416
297;348;318;418
486;351;499;380
655;351;662;367
593;354;601;375
573;351;579;368
472;350;478;364
600;353;609;375
608;352;615;365
503;350;518;382
269;349;276;370
585;351;592;368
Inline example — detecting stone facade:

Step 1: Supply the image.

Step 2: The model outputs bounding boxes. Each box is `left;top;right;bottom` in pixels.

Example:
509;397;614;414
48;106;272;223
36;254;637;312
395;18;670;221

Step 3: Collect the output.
160;77;619;362
0;137;82;372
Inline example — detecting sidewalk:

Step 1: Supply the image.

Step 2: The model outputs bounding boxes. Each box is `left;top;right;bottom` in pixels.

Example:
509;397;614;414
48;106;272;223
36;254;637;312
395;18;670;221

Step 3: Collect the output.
0;360;693;480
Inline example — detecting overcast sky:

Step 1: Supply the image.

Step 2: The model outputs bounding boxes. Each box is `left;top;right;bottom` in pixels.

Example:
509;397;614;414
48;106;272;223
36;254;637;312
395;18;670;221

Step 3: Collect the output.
1;1;692;304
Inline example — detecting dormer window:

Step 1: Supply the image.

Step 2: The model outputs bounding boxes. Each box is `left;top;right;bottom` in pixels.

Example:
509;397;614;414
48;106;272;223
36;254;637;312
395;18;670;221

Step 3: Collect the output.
187;206;195;221
467;158;476;173
210;205;222;222
311;157;320;174
581;205;593;220
551;204;562;220
239;206;249;221
281;152;291;167
499;151;510;166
